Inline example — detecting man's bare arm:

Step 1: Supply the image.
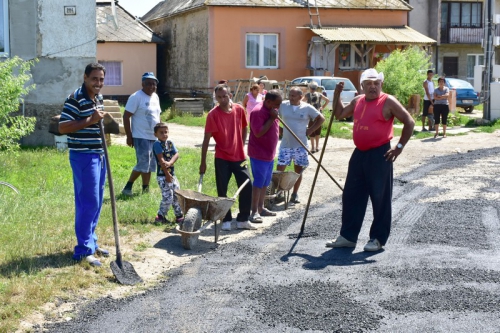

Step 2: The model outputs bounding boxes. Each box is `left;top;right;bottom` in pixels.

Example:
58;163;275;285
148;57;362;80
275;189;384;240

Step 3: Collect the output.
59;110;104;134
199;132;212;174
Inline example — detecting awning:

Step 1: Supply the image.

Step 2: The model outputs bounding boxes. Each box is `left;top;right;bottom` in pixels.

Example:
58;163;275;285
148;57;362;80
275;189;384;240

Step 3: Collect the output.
310;26;436;45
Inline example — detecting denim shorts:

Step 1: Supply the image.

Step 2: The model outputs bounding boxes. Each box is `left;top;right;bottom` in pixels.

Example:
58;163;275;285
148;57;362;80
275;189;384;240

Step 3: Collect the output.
250;157;274;188
277;147;309;167
133;138;157;173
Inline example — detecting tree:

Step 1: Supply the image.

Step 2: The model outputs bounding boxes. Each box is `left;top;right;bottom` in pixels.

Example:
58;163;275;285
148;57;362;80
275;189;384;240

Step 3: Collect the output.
0;57;37;150
375;47;432;107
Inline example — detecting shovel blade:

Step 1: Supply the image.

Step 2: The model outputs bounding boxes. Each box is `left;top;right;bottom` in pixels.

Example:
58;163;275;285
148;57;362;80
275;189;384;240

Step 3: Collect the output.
287;232;319;239
110;260;143;285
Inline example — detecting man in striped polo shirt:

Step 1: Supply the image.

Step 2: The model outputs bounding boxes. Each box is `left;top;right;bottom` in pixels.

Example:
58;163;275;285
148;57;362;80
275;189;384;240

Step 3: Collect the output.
59;63;108;267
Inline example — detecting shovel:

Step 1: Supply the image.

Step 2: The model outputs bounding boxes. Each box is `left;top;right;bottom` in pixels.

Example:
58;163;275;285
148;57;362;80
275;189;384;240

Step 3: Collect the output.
99;121;143;285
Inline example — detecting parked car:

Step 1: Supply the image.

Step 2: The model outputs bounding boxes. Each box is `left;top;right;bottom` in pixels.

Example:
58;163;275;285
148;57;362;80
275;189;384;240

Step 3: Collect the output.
290;76;358;109
442;78;480;113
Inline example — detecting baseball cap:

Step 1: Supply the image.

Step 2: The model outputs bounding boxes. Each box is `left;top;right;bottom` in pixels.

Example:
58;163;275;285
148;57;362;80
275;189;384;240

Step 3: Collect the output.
360;68;384;84
142;72;158;83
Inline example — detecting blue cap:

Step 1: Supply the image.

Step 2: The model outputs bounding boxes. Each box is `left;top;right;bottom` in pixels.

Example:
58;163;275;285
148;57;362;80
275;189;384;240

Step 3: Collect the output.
142;72;158;83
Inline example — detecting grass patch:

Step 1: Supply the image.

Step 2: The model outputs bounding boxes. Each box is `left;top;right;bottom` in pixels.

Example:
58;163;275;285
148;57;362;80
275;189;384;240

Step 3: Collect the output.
0;145;229;332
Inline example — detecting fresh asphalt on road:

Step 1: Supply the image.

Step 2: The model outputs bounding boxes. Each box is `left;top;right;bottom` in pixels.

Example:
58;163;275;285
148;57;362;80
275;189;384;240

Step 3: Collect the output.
45;143;500;332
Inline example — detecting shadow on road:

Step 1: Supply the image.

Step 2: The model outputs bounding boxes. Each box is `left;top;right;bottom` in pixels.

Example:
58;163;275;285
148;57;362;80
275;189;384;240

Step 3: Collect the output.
281;247;383;270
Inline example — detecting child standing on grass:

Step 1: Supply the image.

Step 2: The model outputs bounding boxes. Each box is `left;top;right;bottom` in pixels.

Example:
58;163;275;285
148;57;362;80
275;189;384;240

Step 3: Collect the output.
152;123;184;224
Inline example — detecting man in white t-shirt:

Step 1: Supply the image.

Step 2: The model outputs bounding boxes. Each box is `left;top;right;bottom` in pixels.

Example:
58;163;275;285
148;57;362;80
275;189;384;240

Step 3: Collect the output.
276;87;325;204
422;70;435;131
121;72;162;196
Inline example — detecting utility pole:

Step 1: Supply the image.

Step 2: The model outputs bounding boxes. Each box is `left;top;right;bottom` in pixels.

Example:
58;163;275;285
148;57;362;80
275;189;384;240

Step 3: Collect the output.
483;0;494;120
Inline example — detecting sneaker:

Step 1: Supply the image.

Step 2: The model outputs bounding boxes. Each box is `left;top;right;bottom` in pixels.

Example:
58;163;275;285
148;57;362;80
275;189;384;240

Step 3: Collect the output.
260;208;277;217
325;235;356;248
237;221;258;230
121;188;133;196
363;239;382;252
176;216;184;224
249;213;263;223
95;248;110;258
290;193;300;204
85;255;102;267
221;221;232;231
155;214;167;223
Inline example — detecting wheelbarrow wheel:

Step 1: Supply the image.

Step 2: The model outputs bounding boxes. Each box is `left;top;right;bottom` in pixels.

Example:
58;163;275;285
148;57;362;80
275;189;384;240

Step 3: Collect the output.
265;181;277;210
182;207;202;232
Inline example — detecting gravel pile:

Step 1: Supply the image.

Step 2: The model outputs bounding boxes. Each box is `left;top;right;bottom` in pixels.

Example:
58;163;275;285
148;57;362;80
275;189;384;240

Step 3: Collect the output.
380;287;500;314
248;280;383;332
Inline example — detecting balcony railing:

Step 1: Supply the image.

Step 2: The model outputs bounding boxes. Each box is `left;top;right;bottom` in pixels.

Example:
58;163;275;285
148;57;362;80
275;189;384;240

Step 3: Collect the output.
440;23;483;44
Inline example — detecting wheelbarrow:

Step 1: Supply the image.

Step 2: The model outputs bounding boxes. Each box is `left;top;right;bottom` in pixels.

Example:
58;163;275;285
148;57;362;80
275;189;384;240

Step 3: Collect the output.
265;171;301;210
174;177;250;250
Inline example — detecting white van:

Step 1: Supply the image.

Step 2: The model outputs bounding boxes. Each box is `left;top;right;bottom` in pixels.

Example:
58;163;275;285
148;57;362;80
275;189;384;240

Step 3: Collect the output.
290;76;358;109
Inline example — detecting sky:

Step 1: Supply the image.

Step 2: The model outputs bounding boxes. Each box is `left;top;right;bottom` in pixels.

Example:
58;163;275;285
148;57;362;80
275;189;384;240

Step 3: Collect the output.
117;0;162;17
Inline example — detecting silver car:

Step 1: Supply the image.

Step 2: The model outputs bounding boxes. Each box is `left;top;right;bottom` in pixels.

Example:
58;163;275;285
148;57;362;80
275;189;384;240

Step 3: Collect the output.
290;76;358;109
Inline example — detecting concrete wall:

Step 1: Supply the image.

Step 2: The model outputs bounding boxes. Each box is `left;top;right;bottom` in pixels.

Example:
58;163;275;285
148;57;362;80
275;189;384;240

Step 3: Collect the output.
437;45;484;79
97;42;157;97
8;0;96;146
147;8;210;96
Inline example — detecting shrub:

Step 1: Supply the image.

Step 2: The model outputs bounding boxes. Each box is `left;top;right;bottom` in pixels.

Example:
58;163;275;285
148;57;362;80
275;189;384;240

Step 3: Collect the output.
375;47;432;107
0;57;37;150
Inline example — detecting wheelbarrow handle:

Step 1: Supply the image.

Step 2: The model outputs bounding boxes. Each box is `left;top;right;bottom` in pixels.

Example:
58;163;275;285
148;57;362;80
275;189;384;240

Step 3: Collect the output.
232;178;250;199
198;174;204;192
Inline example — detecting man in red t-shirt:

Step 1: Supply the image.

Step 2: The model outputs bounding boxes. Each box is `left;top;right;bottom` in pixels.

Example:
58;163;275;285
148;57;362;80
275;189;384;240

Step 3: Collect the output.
200;84;256;231
326;68;414;252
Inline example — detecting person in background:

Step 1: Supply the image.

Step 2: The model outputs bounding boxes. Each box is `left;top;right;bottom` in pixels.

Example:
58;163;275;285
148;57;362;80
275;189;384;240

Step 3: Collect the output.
422;70;434;132
247;90;282;223
58;63;108;267
152;122;184;224
200;84;256;231
433;77;450;138
326;68;414;252
303;81;330;153
242;83;263;119
121;72;162;196
257;79;267;98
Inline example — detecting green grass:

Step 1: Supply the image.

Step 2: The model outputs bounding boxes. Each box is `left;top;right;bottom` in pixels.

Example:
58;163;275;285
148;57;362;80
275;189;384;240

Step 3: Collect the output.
0;145;228;333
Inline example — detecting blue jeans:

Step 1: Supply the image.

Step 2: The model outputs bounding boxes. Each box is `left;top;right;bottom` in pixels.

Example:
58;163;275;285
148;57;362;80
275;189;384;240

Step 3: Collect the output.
69;151;106;260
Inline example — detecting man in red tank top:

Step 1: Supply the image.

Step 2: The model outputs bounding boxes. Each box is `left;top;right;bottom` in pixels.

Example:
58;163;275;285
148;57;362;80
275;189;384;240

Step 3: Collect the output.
326;68;414;252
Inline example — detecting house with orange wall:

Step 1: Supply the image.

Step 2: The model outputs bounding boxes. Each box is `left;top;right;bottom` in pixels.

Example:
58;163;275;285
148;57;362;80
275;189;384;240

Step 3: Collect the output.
142;0;435;97
96;1;164;103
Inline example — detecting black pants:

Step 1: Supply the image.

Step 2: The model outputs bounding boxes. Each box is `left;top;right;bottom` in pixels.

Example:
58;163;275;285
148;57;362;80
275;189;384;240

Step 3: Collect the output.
433;104;449;125
340;143;393;245
214;158;252;222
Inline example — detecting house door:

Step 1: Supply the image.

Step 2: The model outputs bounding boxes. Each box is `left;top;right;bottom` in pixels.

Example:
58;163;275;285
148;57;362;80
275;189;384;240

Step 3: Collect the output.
443;57;458;77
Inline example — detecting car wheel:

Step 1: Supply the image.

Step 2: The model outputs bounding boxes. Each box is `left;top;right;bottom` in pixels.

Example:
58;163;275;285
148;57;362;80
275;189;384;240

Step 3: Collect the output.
464;106;473;113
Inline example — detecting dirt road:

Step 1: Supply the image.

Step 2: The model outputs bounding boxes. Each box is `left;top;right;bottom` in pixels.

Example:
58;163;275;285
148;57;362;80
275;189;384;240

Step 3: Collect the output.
44;124;500;332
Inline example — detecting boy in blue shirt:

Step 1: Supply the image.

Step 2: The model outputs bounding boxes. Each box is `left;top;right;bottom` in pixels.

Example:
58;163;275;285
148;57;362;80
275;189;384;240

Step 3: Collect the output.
152;123;184;223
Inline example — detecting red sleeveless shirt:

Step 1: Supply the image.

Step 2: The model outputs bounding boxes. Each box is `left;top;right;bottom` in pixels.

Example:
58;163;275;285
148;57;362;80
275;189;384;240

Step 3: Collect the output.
353;93;393;151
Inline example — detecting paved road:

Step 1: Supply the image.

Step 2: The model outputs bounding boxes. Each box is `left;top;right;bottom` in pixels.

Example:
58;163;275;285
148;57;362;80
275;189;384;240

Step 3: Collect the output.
45;131;500;332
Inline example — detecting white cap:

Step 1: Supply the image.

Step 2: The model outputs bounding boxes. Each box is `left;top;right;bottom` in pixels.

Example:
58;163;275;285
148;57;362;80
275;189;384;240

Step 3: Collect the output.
360;68;384;85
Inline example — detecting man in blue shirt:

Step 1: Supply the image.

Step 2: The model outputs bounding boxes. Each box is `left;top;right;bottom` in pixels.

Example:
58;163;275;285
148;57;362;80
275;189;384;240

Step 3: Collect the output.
59;63;109;267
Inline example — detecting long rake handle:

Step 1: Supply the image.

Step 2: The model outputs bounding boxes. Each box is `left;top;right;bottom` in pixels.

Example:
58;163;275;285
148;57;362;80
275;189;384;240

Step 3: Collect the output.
277;117;343;191
300;88;342;233
99;121;123;267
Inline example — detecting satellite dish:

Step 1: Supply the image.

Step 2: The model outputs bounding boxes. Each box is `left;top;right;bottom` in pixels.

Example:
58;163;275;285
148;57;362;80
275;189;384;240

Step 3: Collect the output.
110;0;119;30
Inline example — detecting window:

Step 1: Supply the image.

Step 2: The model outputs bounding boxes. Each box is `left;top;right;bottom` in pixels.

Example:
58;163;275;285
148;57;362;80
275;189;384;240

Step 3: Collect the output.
338;44;368;69
338;44;351;68
246;34;278;68
443;2;482;28
467;54;484;79
443;57;459;77
0;0;9;56
98;61;122;86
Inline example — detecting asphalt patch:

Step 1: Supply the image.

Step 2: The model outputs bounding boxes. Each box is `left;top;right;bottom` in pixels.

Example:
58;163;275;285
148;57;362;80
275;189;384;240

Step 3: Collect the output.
380;287;500;314
373;267;500;285
248;280;383;332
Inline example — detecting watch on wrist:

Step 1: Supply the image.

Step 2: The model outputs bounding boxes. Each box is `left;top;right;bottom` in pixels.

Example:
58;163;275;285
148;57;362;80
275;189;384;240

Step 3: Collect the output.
396;143;404;149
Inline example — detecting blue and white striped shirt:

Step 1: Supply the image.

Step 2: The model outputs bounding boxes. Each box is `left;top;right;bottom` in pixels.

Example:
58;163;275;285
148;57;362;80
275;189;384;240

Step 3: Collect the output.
59;84;104;154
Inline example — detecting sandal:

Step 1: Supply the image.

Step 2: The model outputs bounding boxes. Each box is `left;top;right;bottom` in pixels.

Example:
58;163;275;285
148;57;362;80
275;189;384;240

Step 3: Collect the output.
260;208;277;217
249;213;263;223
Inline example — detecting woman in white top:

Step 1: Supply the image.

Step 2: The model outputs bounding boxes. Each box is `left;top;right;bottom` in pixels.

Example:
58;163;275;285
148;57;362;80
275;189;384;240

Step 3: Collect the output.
433;77;450;138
